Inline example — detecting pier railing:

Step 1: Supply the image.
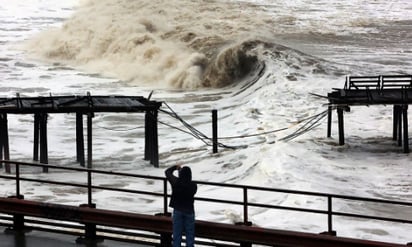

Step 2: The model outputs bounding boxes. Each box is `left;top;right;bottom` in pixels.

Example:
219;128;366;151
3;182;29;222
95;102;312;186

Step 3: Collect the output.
0;160;411;246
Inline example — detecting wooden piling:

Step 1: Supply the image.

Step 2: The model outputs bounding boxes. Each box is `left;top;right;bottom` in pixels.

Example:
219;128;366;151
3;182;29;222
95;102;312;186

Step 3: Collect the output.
76;113;85;167
212;110;218;153
87;113;93;169
0;114;10;172
144;111;159;167
393;105;399;141
327;106;332;138
144;111;151;162
33;114;40;161
152;111;159;168
397;107;402;147
39;113;48;172
337;108;345;145
402;105;409;153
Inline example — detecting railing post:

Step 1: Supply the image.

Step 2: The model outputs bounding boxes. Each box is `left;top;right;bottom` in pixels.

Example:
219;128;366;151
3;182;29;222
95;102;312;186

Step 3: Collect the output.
328;196;332;232
236;187;252;247
76;203;103;245
6;162;26;234
155;178;172;247
87;169;92;205
76;168;102;244
325;196;336;236
243;187;248;225
164;179;168;215
16;163;20;198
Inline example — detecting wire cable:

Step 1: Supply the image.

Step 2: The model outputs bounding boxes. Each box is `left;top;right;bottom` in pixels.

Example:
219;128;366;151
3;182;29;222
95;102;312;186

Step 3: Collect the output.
92;100;334;149
278;107;333;142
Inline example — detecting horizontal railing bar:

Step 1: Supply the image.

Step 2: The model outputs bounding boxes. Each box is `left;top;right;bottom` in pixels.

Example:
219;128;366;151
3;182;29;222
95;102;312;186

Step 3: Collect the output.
194;196;244;206
1;161;90;173
91;185;164;197
3;174;165;198
0;160;164;180
330;195;412;207
19;177;88;189
248;202;328;215
25;217;83;230
12;221;82;233
27;225;83;237
97;226;159;238
333;211;412;224
199;180;412;207
382;75;412;78
197;180;334;198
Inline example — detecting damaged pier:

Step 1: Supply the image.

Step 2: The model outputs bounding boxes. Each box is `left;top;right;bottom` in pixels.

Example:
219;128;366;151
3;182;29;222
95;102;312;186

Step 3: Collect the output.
0;93;162;171
327;75;412;153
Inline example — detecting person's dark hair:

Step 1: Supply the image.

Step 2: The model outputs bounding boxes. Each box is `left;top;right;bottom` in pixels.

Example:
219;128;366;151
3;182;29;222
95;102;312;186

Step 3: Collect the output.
179;166;192;182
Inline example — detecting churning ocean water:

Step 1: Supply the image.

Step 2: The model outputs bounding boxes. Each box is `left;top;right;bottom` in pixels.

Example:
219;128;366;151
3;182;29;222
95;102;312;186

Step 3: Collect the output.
1;0;412;244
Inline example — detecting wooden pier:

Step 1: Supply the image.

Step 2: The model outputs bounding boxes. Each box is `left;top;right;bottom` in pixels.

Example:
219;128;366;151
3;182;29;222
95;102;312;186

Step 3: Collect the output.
0;93;162;170
327;75;412;152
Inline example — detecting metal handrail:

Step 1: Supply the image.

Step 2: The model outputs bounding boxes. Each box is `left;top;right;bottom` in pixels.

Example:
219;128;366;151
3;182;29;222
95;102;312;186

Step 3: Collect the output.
1;160;412;235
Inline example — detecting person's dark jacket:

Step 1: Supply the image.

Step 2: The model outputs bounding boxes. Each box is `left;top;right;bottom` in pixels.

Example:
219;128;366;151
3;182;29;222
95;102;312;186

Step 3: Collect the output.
165;165;197;214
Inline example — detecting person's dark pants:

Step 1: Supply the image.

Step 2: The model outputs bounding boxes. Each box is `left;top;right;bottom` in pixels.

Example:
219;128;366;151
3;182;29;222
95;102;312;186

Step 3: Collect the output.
172;209;195;247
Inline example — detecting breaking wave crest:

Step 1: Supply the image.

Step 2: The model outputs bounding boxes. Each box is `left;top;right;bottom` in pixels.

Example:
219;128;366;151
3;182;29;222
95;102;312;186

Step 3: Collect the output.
24;0;335;89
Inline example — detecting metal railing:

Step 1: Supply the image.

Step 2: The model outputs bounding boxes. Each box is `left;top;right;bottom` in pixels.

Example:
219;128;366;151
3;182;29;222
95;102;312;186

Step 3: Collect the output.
1;160;412;240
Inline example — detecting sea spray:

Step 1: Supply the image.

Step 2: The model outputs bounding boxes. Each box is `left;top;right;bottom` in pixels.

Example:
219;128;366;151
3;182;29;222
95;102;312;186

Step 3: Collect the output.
23;0;278;88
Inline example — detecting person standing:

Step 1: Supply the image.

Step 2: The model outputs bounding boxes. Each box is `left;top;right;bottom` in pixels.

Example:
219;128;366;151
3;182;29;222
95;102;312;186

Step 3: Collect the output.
165;165;197;247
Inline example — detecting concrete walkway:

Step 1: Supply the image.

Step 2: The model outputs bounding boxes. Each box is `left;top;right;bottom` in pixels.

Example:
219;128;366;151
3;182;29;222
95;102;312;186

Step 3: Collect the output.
0;227;151;247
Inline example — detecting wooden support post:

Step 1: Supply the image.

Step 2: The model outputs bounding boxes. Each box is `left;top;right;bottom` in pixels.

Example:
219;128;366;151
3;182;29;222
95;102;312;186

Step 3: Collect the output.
0;116;2;168
152;110;159;168
0;116;2;165
144;111;160;167
4;115;10;167
5;211;26;234
33;113;40;161
159;232;172;247
402;105;409;153
0;114;10;172
337;108;345;145
327;106;332;138
393;105;399;141
144;111;152;162
39;113;48;172
87;113;93;169
154;212;172;246
76;203;103;245
212;109;218;153
76;113;85;167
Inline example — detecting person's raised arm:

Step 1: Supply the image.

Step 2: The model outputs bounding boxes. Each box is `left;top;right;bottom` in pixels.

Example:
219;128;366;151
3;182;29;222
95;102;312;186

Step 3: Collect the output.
165;165;180;185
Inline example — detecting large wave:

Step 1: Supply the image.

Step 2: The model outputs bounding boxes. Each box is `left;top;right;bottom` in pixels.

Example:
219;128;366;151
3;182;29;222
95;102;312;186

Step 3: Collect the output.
22;0;291;88
24;0;370;88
